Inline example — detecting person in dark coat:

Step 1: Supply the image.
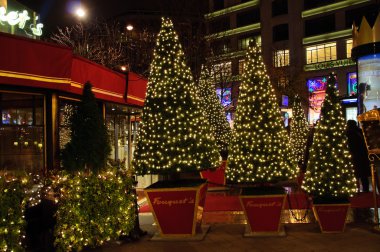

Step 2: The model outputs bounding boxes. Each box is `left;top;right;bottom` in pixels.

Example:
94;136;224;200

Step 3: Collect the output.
346;120;371;192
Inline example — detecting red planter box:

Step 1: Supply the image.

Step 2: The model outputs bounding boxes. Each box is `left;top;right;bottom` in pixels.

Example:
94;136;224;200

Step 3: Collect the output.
144;181;208;236
313;204;350;233
240;194;286;235
200;161;226;187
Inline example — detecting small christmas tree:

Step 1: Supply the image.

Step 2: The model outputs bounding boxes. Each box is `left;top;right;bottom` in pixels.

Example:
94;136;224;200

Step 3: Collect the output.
132;17;220;176
302;74;357;200
197;66;232;157
226;42;295;184
290;95;309;174
61;82;111;173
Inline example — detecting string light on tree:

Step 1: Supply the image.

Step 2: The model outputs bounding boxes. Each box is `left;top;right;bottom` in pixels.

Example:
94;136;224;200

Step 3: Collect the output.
226;41;295;184
302;73;357;199
132;17;220;175
197;66;232;156
289;95;309;176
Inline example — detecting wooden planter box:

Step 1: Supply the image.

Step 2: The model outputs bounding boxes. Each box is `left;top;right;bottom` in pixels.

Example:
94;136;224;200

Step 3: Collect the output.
313;203;350;233
200;160;226;188
144;179;208;238
240;190;286;237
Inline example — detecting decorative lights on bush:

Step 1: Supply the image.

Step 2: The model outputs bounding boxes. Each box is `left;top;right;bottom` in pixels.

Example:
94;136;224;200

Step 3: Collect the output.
133;17;220;175
226;42;295;184
302;73;357;199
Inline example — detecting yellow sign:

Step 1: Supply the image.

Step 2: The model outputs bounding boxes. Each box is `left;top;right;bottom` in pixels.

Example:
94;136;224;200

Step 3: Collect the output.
0;6;43;36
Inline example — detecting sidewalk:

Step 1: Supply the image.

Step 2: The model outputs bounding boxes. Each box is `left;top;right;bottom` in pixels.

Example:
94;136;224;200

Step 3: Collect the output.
92;213;380;252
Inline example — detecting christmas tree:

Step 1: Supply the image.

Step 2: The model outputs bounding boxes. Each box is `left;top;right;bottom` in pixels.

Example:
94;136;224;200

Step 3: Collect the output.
61;82;111;173
132;17;220;175
302;74;357;200
197;66;232;157
226;42;295;184
289;95;309;173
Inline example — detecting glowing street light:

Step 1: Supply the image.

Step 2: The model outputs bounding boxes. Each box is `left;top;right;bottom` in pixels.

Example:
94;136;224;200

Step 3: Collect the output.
126;24;134;31
75;7;86;19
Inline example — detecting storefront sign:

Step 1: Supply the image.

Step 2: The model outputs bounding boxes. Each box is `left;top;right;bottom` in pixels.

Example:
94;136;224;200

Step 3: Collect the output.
0;7;43;36
304;58;355;72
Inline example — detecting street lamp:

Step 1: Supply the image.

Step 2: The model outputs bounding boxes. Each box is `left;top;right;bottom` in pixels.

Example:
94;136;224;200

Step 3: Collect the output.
75;6;86;19
358;108;380;233
126;24;134;31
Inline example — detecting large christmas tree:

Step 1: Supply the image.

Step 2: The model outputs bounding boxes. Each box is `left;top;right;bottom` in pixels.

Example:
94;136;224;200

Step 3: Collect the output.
290;95;309;172
132;18;220;175
302;74;356;200
226;42;295;184
197;66;232;156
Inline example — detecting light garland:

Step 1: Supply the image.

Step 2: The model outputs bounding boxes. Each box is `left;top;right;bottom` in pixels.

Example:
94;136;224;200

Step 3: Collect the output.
133;17;220;175
226;42;295;184
302;73;357;199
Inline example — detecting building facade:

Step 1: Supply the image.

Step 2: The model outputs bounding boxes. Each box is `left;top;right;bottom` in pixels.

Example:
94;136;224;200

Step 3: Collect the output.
205;0;379;124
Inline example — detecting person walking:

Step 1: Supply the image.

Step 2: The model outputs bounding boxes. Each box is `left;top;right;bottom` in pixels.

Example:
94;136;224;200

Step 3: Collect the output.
346;120;371;192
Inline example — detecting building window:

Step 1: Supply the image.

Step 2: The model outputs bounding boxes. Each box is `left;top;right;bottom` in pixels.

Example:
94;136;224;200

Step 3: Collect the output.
0;92;44;175
211;39;230;55
211;61;232;77
346;39;353;58
236;8;260;27
272;0;288;17
238;35;261;50
238;59;245;75
273;24;289;42
345;4;378;29
209;17;230;34
306;42;336;64
274;49;290;67
304;15;335;37
213;0;224;11
277;76;289;87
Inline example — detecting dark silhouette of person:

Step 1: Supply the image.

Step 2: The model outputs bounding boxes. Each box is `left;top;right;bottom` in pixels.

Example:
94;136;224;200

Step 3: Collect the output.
346;120;371;192
302;121;317;173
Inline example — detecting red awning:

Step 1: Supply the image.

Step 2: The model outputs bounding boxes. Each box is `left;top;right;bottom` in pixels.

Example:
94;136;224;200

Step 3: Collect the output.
0;32;147;106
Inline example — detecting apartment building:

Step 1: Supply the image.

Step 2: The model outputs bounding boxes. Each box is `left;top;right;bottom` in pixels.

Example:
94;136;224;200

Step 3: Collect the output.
205;0;379;124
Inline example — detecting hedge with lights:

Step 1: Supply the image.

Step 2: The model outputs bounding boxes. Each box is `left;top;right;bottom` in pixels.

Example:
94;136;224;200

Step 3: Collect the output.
197;66;232;156
302;74;357;202
226;41;295;184
0;177;26;252
289;95;309;174
133;17;220;176
54;169;135;251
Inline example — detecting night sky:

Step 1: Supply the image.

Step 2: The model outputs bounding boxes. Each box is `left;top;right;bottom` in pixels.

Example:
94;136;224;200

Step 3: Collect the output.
16;0;208;37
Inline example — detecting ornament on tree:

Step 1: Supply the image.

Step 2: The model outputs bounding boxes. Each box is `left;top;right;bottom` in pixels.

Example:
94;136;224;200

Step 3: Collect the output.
226;41;295;184
302;73;357;200
133;17;220;175
197;66;232;158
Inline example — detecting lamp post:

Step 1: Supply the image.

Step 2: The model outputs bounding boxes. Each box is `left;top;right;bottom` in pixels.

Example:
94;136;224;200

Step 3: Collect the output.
358;109;380;233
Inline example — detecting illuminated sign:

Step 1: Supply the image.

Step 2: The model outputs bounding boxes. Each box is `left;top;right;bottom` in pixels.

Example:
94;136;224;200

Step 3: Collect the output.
0;6;43;36
304;58;355;72
347;72;357;96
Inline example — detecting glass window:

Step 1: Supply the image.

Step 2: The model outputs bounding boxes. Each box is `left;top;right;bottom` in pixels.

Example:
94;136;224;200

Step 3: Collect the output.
238;59;245;75
346;39;353;58
0;92;44;175
304;0;335;11
272;0;288;17
274;49;290;67
305;15;335;37
306;42;336;64
236;8;260;27
213;0;224;11
238;35;261;50
210;61;232;77
277;76;289;87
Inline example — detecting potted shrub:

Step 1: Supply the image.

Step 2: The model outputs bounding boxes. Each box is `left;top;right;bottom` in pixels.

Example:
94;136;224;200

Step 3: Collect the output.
132;18;220;238
302;73;357;233
226;42;296;236
197;66;232;188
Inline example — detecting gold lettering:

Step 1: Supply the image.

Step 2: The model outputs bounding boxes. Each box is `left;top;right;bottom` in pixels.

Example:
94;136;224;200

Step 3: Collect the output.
246;201;282;208
152;197;195;206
